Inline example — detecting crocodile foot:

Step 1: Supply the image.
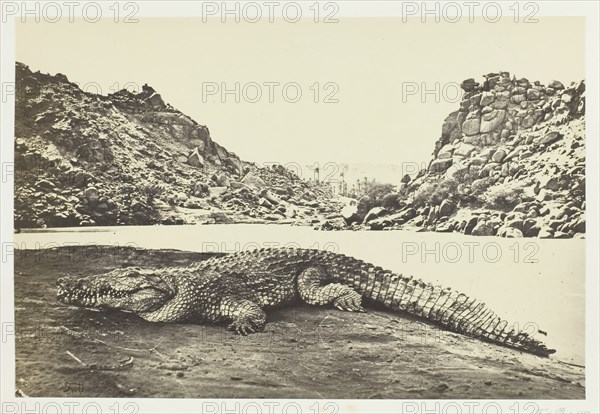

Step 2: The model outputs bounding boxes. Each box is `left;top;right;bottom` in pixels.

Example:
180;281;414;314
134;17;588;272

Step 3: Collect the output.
227;314;266;336
333;290;366;313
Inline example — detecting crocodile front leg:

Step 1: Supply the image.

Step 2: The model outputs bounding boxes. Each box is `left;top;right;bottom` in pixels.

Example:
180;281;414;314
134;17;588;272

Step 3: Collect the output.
212;296;267;335
297;267;365;312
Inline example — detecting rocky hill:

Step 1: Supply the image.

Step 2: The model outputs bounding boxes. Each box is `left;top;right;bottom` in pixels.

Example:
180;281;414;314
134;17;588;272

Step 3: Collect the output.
344;72;586;239
14;62;340;228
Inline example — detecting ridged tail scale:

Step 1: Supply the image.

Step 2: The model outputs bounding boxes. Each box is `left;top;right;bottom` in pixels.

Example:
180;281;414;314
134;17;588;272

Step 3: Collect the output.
315;249;555;357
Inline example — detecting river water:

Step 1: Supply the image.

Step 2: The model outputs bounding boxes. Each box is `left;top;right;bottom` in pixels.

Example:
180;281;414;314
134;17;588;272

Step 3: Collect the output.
14;224;585;365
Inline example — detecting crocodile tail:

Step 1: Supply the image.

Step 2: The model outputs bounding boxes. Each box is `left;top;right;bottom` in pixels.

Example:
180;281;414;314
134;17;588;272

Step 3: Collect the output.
325;253;555;357
374;272;555;357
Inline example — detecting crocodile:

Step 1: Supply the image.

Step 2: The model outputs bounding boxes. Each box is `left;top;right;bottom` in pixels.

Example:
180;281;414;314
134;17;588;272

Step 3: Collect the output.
57;247;555;356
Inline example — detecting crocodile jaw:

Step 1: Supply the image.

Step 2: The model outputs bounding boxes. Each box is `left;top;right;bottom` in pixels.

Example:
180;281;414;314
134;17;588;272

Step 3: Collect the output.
57;267;174;314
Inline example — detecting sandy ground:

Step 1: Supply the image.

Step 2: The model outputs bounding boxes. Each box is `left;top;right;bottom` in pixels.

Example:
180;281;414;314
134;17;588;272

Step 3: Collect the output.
14;246;584;399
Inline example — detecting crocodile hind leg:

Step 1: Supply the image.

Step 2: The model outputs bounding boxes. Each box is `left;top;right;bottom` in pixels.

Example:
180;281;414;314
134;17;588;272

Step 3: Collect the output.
217;296;267;335
297;267;365;312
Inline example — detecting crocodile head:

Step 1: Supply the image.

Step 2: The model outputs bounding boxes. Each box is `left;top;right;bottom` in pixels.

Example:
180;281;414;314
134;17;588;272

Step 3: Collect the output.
57;267;175;315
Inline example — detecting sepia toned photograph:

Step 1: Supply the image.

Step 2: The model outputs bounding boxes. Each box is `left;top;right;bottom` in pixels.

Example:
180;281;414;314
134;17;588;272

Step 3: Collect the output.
1;1;598;412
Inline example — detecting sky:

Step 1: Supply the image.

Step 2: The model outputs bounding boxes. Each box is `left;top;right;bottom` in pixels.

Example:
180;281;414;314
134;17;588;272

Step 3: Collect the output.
16;17;585;180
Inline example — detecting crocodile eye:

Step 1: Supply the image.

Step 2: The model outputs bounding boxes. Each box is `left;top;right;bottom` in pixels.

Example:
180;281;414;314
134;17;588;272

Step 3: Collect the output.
146;274;163;283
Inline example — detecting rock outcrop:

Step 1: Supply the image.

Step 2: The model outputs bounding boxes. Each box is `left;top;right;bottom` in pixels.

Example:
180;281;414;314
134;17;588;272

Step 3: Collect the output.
351;72;586;239
14;63;339;228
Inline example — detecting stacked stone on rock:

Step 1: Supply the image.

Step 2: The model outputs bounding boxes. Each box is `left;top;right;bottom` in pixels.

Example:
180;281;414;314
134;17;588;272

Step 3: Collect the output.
351;71;585;238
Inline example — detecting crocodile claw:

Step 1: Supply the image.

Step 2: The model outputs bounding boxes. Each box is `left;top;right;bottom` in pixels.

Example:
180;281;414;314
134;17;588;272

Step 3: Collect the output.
227;322;251;335
227;319;264;335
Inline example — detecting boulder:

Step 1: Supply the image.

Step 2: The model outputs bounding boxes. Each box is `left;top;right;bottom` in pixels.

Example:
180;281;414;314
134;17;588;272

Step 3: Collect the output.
435;223;454;233
480;109;506;133
132;211;150;224
460;78;478;92
491;149;507;163
514;85;527;94
229;181;250;190
513;203;531;214
468;157;488;166
258;197;273;209
521;115;535;128
429;158;453;173
541;131;562;146
265;213;285;222
187;148;205;168
504;146;524;161
319;218;347;231
519;150;533;160
341;203;359;225
497;226;523;238
212;172;230;187
184;198;205;209
427;205;439;225
363;207;387;223
398;207;417;222
505;218;524;231
481;106;493;115
464;216;479;235
224;157;243;175
554;231;571;239
208;186;228;198
439;199;456;218
445;161;469;180
241;172;267;190
471;220;495;236
490;92;510;109
256;189;277;204
454;143;476;158
84;186;99;201
36;179;57;191
511;94;526;104
462;118;481;136
438;144;455;159
469;164;481;176
572;217;586;233
526;89;541;100
173;192;188;204
536;189;555;202
539;176;559;191
480;91;495;106
356;196;374;218
366;216;392;230
525;224;541;237
504;227;523;238
538;227;554;238
548;80;565;89
477;147;494;159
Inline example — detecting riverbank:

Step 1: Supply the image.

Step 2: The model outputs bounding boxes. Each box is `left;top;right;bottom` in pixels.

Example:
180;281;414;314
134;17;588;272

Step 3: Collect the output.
12;233;584;398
